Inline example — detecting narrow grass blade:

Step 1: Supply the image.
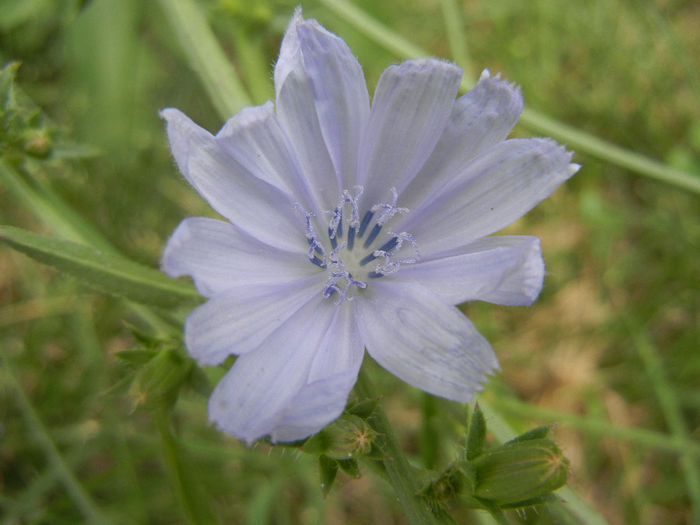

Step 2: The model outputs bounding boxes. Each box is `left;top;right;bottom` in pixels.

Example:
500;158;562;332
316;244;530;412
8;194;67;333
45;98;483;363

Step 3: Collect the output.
439;0;474;83
157;0;252;119
627;322;700;523
490;395;700;459
0;225;200;308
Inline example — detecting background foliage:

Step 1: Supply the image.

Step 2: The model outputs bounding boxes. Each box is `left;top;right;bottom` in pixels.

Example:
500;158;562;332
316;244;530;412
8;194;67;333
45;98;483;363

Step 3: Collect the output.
1;0;698;523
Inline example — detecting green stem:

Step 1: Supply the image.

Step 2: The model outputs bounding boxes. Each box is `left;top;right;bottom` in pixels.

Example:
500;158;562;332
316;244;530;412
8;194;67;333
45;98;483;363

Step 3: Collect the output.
519;108;700;194
320;0;427;61
626;322;700;523
439;0;475;83
488;395;700;459
155;409;215;525
1;352;108;524
354;367;441;525
157;0;252;119
318;0;700;195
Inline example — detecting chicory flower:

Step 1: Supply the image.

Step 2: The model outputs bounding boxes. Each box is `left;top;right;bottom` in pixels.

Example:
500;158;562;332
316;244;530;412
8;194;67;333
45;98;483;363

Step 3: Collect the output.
161;9;579;444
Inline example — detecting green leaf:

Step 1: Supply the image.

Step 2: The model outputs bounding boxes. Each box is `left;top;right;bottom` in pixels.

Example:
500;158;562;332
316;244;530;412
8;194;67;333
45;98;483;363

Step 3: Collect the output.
506;425;551;444
466;403;486;460
337;458;361;478
346;397;379;419
184;365;212;398
318;455;339;497
0;225;201;307
115;348;159;366
129;348;193;410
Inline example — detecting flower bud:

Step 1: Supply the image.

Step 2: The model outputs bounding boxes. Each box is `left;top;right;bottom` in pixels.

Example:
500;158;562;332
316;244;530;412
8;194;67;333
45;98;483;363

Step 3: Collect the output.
472;438;568;505
129;348;192;410
304;415;376;459
23;129;51;158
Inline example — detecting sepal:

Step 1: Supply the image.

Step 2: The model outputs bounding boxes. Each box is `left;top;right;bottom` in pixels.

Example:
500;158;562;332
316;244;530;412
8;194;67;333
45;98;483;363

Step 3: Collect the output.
465;402;486;460
506;425;551;443
318;454;339;497
129;348;194;410
471;438;569;506
303;414;377;460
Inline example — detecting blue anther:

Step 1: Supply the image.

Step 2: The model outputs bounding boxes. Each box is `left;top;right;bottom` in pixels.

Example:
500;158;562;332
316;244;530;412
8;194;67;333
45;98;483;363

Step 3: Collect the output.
329;228;337;250
307;237;324;255
368;271;384;278
310;255;326;268
347;226;355;250
363;223;383;248
377;236;399;253
359;252;377;266
337;217;343;238
357;211;373;238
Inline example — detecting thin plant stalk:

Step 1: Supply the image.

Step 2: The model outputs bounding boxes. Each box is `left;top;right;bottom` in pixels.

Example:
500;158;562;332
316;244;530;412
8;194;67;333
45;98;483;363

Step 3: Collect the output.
354;367;442;525
489;395;700;459
157;0;252;118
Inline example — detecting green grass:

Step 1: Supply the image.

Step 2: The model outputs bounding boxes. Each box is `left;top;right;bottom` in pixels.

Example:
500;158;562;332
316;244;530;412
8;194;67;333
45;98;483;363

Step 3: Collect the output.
1;0;698;523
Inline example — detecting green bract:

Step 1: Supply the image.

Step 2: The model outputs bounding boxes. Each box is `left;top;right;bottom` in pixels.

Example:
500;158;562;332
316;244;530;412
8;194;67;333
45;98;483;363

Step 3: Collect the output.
472;438;569;505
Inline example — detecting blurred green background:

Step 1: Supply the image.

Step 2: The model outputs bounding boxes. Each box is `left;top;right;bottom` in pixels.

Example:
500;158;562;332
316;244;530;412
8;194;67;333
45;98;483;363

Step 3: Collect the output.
1;0;698;523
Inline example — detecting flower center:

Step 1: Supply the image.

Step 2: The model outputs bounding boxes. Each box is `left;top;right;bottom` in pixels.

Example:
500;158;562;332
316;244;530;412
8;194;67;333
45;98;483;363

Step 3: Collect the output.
299;187;420;302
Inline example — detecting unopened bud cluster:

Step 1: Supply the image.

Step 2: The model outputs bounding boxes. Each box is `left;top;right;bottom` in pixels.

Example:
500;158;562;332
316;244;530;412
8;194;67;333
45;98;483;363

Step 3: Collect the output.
420;404;569;516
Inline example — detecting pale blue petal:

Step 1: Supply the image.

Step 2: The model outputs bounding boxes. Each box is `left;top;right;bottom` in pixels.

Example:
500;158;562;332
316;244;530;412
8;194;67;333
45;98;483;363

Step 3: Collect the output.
295;19;370;189
358;59;462;205
184;275;323;366
273;7;303;96
216;102;316;208
306;301;363;382
161;217;315;298
270;304;363;442
396;236;544;306
207;298;342;444
400;70;523;211
400;138;579;256
274;9;369;210
270;368;360;443
161;108;305;252
355;281;499;402
276;69;340;212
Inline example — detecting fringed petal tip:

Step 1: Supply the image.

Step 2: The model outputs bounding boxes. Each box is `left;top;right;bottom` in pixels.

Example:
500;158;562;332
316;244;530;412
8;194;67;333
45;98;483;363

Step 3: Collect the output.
474;69;523;107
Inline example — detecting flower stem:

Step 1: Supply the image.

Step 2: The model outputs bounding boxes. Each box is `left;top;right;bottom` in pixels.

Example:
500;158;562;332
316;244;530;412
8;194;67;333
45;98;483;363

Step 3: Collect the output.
624;320;700;524
355;367;442;525
155;408;216;525
488;395;700;458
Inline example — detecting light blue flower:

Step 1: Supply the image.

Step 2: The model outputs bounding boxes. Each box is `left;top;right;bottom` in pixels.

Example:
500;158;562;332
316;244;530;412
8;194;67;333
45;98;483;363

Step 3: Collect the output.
160;9;579;444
